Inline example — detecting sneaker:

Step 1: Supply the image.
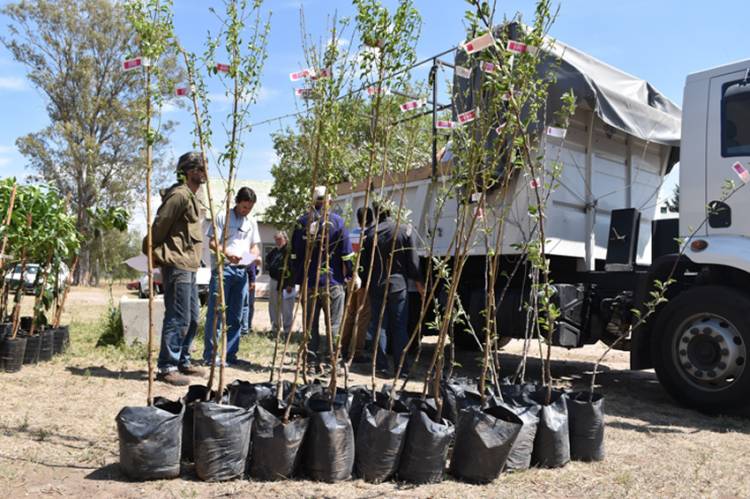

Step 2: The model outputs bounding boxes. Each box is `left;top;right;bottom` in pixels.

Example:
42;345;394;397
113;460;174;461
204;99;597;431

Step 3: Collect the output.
179;364;206;376
156;371;190;386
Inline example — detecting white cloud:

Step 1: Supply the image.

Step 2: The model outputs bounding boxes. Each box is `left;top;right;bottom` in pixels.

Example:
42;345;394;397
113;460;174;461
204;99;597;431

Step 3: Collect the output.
208;86;278;107
0;145;15;154
0;157;11;167
159;101;179;114
0;76;26;91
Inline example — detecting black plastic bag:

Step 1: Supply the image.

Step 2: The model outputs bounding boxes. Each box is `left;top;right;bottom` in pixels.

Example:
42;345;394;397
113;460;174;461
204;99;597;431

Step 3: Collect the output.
398;401;454;484
227;380;275;409
500;379;540;406
181;385;223;462
116;399;184;480
193;401;254;481
355;401;410;483
250;401;309;480
303;393;355;482
437;378;483;424
348;385;372;435
22;333;40;364
0;335;26;373
450;405;523;483
531;389;570;468
568;391;605;462
39;329;54;361
504;402;541;471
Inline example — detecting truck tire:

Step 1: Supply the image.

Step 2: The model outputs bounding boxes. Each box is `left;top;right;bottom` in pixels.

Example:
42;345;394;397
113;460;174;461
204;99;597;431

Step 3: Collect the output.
652;285;750;412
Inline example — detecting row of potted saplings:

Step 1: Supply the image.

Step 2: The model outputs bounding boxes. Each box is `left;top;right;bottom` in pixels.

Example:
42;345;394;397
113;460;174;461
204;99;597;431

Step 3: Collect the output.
0;315;71;372
117;378;605;484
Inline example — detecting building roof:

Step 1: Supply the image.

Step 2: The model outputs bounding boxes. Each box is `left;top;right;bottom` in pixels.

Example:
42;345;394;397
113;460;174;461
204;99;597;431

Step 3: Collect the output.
199;178;275;223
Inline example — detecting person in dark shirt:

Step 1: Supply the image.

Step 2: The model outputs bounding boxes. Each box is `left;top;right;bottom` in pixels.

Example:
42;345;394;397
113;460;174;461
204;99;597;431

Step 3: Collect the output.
341;206;373;363
361;202;423;377
291;186;354;371
241;261;259;336
266;231;295;337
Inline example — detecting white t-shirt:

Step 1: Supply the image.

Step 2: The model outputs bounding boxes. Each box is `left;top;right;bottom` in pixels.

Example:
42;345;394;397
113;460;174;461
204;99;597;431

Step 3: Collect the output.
207;208;261;268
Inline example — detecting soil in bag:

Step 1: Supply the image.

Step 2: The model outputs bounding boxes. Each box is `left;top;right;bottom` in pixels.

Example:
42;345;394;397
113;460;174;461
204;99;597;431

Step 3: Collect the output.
303;391;355;482
193;401;254;481
39;329;54;361
1;335;26;373
398;400;455;484
450;404;523;483
568;391;605;462
355;398;410;483
503;401;541;472
530;388;570;468
250;399;309;480
116;399;184;480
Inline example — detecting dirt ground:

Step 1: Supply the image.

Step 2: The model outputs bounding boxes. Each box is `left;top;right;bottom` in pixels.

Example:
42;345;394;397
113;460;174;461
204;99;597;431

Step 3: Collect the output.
1;285;749;498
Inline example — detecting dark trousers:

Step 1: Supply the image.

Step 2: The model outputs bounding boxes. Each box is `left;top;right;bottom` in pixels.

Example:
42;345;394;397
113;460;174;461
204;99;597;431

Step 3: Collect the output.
368;287;409;371
157;266;199;373
304;284;344;364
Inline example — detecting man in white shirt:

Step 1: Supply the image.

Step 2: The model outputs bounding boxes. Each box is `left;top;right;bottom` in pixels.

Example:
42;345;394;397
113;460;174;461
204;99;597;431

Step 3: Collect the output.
203;187;261;365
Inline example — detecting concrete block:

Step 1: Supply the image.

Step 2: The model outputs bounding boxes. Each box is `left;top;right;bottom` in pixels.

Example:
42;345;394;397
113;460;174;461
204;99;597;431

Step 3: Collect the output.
120;294;165;345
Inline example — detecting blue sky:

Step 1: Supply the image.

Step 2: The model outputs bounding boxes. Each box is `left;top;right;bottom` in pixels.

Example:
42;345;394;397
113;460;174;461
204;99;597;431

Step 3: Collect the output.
0;0;748;185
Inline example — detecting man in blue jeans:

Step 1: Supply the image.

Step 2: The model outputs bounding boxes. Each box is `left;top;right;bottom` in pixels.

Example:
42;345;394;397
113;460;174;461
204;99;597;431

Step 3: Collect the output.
204;187;261;366
361;203;423;378
146;151;207;386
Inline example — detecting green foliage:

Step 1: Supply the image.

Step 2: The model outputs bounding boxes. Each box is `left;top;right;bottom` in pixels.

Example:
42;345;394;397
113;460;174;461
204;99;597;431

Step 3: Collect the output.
96;302;124;348
2;0;180;283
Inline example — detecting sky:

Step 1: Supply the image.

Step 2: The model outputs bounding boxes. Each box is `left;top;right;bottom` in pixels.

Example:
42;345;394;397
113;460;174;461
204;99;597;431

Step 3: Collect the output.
0;0;748;205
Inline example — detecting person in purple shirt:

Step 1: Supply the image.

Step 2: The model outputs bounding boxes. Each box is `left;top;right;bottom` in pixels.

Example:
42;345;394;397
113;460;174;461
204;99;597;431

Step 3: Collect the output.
291;186;354;372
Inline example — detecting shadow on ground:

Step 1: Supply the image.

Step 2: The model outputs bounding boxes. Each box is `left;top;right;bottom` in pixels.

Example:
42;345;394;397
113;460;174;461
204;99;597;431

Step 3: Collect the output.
66;366;148;381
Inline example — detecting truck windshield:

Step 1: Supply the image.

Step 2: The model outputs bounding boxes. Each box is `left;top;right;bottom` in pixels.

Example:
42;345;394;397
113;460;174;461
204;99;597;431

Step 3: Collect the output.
722;81;750;157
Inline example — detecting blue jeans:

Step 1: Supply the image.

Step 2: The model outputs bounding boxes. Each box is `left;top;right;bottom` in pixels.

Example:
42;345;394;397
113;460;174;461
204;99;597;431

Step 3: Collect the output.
368;287;409;372
241;285;256;333
157;266;199;373
203;265;248;364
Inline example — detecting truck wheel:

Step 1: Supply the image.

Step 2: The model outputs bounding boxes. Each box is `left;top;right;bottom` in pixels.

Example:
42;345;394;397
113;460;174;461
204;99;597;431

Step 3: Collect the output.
652;285;750;412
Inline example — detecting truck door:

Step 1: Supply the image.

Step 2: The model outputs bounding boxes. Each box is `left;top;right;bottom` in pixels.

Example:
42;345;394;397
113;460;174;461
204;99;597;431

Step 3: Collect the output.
706;71;750;236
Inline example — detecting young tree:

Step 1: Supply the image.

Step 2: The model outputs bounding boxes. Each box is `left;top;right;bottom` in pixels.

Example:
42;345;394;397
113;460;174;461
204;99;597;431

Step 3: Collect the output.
1;0;179;284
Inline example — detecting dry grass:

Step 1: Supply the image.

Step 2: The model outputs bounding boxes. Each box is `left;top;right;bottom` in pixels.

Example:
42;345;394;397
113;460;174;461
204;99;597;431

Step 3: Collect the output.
0;285;749;497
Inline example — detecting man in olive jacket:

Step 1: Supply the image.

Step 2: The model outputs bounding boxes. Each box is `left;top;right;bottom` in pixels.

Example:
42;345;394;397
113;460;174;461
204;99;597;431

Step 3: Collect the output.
144;151;207;386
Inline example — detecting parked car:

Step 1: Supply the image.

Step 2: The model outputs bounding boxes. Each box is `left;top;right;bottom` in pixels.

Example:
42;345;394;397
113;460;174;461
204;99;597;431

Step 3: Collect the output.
4;263;69;295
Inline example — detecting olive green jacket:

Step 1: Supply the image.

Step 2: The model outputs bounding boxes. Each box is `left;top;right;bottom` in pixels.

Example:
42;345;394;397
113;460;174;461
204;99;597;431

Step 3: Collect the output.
142;183;203;271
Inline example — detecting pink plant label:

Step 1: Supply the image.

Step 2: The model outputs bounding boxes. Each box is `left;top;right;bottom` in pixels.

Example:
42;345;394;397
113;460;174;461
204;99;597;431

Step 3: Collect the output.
463;32;494;54
436;120;456;129
458;109;478;124
455;65;472;79
289;69;309;81
122;57;143;71
480;61;496;73
295;88;313;97
400;99;426;112
367;86;389;96
507;40;537;54
732;162;750;184
530;178;541;189
215;63;231;73
175;87;190;97
311;68;332;80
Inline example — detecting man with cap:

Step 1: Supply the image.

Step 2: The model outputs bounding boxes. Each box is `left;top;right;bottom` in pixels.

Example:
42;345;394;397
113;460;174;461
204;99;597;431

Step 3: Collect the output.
145;151;207;386
291;186;354;372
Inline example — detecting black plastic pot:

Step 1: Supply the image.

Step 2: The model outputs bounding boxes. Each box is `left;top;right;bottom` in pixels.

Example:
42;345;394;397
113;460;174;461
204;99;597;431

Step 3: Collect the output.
116;399;184;480
348;385;371;435
568;391;605;462
398;401;455;484
39;329;54;361
193;401;254;481
181;385;223;462
51;328;64;354
250;400;309;480
531;388;570;468
355;399;410;483
22;333;41;365
450;404;523;483
437;377;483;425
227;380;275;409
503;401;541;472
19;316;32;331
1;336;26;373
59;325;70;352
303;391;355;482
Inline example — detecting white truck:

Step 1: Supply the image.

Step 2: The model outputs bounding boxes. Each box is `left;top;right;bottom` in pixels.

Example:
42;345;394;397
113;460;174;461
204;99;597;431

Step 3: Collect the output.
335;32;750;412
